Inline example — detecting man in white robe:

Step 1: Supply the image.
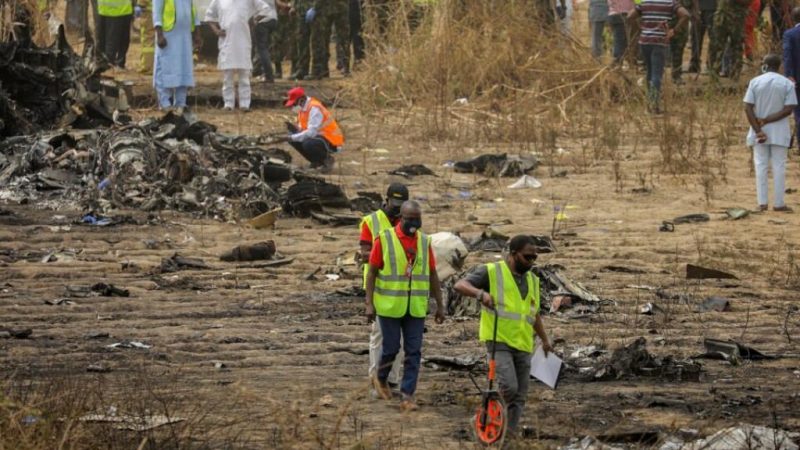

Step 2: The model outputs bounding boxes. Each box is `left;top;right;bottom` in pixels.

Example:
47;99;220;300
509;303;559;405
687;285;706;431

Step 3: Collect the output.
205;0;273;111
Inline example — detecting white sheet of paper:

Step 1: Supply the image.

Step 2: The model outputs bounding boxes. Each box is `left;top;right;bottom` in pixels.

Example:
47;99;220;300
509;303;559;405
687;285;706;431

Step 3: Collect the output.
530;346;562;389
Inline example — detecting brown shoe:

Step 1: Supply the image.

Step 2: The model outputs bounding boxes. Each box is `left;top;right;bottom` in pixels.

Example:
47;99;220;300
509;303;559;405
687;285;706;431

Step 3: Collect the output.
773;206;793;212
758;204;768;212
371;374;392;400
399;396;418;412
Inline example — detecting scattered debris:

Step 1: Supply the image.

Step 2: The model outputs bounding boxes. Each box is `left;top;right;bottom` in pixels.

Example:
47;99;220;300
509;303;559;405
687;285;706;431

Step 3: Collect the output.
388;164;435;177
423;354;482;371
686;264;738;280
247;208;280;229
467;230;554;253
673;213;710;224
533;264;602;312
430;232;469;281
86;364;112;373
659;221;675;232
601;265;648;274
0;328;32;339
80;409;185;431
696;338;776;363
44;298;75;306
453;153;538;177
84;331;110;340
640;302;664;315
725;207;750;220
220;241;276;262
106;341;151;350
697;296;731;312
160;253;211;273
90;283;129;297
507;175;542;189
669;424;799;450
573;338;702;382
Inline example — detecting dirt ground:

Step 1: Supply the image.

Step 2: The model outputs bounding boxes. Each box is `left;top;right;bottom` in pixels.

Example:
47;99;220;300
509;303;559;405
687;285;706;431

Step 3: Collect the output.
2;12;800;450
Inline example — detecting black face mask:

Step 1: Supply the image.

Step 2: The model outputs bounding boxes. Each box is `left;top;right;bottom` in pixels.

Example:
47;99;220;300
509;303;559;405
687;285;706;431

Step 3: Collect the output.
514;253;535;272
401;217;422;236
385;204;401;219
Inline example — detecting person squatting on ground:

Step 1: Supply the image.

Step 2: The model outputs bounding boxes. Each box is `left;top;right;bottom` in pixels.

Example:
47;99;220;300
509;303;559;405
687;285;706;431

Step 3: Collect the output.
283;87;345;171
205;0;274;111
453;235;552;438
782;7;800;152
97;0;135;68
744;54;797;212
365;201;445;412
629;0;689;113
359;183;410;394
153;0;200;113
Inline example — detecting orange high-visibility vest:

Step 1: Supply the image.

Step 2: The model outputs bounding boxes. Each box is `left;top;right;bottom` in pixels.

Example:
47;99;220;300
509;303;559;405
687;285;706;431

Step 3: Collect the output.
298;97;344;148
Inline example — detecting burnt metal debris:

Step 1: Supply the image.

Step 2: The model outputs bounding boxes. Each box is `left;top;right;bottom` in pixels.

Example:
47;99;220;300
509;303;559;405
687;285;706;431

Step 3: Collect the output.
453;153;538;177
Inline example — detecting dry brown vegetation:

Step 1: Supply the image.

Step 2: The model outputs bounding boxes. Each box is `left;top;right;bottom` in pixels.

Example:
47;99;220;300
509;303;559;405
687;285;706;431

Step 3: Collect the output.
2;1;800;449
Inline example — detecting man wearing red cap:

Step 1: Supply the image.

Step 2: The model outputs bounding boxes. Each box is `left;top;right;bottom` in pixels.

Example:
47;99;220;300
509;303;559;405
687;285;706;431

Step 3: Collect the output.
284;87;345;171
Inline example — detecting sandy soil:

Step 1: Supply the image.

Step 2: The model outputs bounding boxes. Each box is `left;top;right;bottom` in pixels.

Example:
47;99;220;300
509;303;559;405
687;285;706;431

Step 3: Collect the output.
2;11;800;450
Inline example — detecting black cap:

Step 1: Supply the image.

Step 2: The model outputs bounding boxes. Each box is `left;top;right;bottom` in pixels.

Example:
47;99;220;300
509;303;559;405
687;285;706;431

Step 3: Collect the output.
386;183;409;202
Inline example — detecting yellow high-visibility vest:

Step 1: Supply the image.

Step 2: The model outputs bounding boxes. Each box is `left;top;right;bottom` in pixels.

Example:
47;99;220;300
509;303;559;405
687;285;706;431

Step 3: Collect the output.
360;209;393;288
373;228;431;319
98;0;133;17
479;261;540;353
162;0;196;32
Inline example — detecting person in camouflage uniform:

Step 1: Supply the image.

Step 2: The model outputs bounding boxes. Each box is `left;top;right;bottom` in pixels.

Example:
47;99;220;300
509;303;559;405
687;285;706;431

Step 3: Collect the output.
310;0;350;79
670;0;697;83
291;0;314;80
271;3;294;79
708;0;751;79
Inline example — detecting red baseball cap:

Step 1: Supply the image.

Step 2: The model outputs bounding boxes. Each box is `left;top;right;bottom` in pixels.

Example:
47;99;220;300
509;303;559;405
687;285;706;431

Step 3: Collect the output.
285;87;305;107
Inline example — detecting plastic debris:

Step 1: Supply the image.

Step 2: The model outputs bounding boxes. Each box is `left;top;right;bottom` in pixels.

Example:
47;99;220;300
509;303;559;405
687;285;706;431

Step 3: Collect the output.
697;296;731;312
106;341;151;350
725;208;750;220
507;175;542;189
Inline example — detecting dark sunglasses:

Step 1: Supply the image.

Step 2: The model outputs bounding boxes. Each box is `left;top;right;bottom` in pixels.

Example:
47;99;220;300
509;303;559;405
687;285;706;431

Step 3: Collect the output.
519;253;538;262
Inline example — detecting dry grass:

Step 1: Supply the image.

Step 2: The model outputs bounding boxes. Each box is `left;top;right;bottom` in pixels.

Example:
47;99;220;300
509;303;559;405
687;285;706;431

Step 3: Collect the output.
0;0;49;45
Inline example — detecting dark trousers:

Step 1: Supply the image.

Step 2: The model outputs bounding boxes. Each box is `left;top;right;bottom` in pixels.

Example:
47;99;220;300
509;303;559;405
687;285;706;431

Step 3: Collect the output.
254;19;277;80
349;0;364;61
794;88;800;150
641;43;667;108
488;342;532;435
378;314;425;397
289;138;335;166
690;9;715;72
97;14;132;68
293;15;312;78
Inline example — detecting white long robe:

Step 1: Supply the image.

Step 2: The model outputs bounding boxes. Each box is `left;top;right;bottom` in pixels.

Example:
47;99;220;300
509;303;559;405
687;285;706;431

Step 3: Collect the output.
204;0;272;70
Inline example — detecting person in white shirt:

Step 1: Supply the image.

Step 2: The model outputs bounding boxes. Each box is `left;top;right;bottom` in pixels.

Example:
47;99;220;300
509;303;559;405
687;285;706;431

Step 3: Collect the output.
744;54;797;212
205;0;273;111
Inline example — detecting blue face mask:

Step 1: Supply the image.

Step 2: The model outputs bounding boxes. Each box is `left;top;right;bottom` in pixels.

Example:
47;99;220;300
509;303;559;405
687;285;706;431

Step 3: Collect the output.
401;218;422;235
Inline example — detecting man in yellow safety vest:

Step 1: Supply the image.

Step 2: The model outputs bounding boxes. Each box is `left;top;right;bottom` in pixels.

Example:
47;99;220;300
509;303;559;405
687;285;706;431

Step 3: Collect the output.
454;234;553;437
359;183;410;393
97;0;137;68
365;200;445;412
284;86;344;172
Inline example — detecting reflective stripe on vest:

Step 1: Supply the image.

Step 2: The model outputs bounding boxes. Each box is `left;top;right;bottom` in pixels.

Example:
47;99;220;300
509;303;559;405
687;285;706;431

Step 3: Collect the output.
373;229;431;319
297;98;345;148
162;0;196;32
360;209;393;288
479;261;540;353
98;0;133;16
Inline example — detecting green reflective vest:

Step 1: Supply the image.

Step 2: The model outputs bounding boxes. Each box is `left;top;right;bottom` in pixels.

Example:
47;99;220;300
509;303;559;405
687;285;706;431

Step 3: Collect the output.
479;261;540;353
360;209;394;288
98;0;133;17
373;228;431;319
162;0;196;32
